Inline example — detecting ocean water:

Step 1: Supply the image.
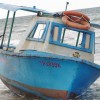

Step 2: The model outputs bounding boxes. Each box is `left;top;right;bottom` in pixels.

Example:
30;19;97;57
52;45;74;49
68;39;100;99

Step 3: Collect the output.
0;7;100;100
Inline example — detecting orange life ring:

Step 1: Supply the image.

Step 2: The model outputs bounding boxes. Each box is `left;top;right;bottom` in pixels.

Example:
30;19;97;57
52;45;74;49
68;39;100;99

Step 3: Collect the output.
62;11;90;30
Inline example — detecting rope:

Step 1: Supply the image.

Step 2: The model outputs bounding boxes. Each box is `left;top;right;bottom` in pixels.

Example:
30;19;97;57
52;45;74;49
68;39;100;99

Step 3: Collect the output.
81;15;90;23
66;15;89;23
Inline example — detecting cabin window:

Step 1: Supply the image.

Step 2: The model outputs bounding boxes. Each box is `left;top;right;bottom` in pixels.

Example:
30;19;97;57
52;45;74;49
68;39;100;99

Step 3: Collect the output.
33;23;46;39
27;21;50;42
60;28;83;47
85;34;90;49
50;22;94;53
53;27;59;41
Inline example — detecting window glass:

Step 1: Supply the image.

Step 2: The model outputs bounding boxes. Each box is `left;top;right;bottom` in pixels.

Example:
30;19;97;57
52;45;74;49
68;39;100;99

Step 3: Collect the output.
29;23;46;39
85;34;90;49
27;21;49;42
53;27;59;41
61;28;83;47
33;24;46;39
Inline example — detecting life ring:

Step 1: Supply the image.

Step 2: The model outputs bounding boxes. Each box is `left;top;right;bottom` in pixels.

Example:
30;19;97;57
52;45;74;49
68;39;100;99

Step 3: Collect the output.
62;11;90;30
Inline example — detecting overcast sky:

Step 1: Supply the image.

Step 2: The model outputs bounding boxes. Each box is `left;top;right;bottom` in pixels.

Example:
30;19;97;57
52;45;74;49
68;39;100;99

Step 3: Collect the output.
0;0;100;12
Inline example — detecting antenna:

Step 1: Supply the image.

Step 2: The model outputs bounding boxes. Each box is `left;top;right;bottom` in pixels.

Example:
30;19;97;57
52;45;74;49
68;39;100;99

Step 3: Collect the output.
65;2;69;11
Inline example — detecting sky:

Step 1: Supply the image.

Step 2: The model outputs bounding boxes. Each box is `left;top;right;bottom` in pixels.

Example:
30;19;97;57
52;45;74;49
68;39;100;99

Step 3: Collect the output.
0;0;99;18
0;0;100;12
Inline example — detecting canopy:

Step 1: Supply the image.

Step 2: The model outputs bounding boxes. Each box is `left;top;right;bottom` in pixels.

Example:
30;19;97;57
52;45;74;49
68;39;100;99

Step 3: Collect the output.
0;3;51;14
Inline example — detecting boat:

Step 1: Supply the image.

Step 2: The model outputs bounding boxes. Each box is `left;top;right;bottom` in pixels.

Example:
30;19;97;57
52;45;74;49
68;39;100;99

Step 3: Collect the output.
0;3;100;100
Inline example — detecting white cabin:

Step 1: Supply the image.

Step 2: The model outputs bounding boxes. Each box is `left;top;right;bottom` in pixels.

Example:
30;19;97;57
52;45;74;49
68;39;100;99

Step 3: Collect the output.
14;16;95;62
0;3;95;62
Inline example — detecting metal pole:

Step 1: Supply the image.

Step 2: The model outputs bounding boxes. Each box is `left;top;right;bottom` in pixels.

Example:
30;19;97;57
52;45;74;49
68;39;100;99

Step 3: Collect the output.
61;2;69;43
0;10;10;48
6;11;16;50
65;2;69;11
76;32;80;47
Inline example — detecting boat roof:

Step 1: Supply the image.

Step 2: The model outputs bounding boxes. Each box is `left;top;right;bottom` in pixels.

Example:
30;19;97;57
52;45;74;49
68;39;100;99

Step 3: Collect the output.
0;3;99;29
0;3;51;14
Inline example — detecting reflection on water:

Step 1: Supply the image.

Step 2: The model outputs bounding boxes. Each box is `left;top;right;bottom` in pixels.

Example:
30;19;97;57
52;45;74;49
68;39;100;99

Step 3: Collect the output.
80;78;100;100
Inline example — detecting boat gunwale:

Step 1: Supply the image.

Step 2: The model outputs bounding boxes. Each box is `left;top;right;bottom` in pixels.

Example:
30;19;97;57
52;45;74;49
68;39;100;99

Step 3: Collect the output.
0;50;100;70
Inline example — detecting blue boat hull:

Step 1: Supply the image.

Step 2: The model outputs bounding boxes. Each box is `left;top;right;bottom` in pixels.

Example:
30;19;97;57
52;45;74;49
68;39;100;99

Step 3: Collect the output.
0;50;100;99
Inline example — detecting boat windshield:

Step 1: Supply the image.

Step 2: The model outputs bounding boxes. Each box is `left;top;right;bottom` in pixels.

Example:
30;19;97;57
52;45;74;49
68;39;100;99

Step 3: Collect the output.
49;22;95;53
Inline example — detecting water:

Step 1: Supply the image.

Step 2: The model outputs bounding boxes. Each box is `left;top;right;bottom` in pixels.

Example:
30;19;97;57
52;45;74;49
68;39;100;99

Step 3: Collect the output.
0;7;100;100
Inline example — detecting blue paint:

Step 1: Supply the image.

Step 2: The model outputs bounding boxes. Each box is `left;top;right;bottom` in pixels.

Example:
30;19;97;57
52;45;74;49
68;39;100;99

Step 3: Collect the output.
1;50;100;69
49;22;95;53
0;50;100;98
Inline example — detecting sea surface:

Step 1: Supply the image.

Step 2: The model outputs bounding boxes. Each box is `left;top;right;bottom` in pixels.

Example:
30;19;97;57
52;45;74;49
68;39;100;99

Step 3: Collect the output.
0;7;100;100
